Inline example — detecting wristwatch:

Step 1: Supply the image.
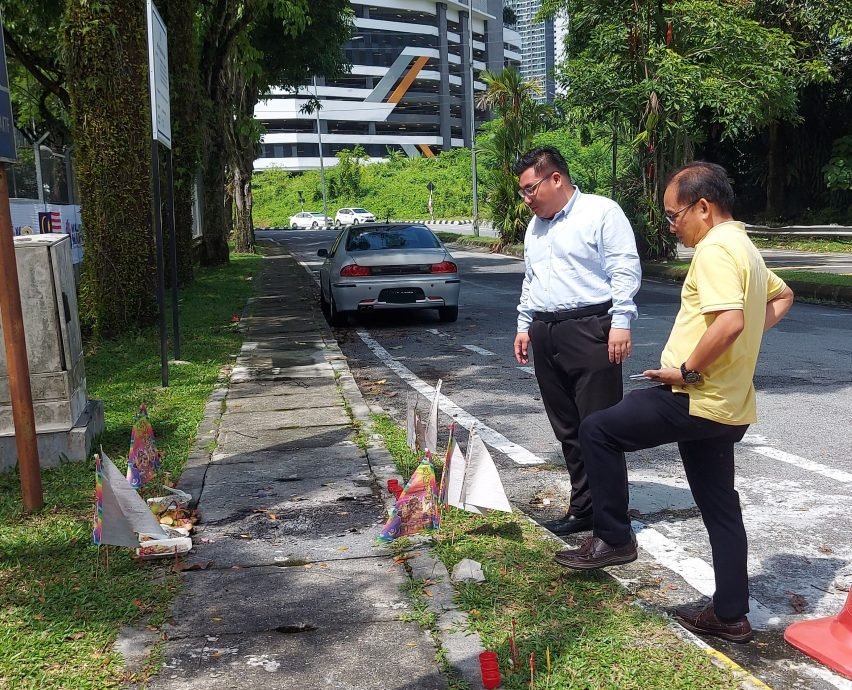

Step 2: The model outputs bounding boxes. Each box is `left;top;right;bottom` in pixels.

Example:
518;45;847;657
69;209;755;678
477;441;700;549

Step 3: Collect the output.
680;362;701;385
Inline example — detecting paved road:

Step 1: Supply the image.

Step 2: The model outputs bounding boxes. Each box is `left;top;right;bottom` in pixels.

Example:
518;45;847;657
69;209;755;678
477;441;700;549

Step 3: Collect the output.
261;228;852;689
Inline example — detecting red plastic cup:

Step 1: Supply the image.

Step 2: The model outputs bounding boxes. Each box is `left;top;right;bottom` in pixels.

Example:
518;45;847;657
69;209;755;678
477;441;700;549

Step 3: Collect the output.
481;669;501;689
387;479;400;491
479;651;499;671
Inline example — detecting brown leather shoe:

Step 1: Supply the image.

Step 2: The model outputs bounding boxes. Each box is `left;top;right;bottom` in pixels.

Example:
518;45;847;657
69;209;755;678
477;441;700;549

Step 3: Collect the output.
553;533;637;570
675;602;753;643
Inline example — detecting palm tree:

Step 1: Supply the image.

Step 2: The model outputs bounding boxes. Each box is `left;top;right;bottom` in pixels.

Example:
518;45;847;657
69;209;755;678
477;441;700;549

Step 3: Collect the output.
476;68;552;245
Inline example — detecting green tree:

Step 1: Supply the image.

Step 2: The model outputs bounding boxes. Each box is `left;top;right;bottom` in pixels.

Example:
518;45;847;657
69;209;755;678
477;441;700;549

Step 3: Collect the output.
475;67;550;245
64;0;156;336
223;1;351;253
541;0;828;257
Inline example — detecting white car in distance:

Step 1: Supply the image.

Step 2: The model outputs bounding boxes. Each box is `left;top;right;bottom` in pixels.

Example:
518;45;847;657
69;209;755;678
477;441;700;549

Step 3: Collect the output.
289;211;330;229
335;208;376;226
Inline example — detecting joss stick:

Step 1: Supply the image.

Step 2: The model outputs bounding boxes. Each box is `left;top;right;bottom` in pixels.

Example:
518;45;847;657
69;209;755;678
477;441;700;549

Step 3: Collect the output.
546;646;551;675
529;652;536;689
510;618;520;670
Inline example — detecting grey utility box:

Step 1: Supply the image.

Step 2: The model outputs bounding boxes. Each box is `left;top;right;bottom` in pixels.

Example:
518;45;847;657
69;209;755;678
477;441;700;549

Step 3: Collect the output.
0;234;102;471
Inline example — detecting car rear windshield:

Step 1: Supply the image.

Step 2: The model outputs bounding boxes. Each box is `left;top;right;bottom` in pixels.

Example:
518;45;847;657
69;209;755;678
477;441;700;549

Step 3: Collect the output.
346;225;441;251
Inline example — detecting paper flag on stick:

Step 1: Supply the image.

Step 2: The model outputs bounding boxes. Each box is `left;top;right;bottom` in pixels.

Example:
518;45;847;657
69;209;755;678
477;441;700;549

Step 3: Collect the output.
377;453;440;542
93;449;168;547
127;404;160;489
454;429;512;514
414;411;427;453
406;393;417;452
443;425;480;513
426;379;442;455
438;422;455;505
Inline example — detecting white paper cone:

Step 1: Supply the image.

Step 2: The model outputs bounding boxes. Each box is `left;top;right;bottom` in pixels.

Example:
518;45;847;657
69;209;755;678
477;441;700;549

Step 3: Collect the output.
426;379;442;455
462;430;512;513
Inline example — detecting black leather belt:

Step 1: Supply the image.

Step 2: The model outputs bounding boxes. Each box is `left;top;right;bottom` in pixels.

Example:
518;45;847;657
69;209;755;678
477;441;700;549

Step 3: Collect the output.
533;300;612;323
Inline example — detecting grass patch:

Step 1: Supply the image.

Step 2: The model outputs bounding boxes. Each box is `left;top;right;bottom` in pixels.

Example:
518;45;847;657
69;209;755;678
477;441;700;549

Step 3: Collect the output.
750;236;852;254
372;415;739;690
775;271;852;288
0;252;263;689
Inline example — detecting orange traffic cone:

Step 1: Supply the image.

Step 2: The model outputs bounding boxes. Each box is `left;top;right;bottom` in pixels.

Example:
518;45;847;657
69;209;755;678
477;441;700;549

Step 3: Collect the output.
784;589;852;679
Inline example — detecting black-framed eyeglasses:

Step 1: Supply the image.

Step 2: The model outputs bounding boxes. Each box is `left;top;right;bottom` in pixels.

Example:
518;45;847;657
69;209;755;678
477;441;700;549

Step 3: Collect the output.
665;200;698;225
517;173;554;199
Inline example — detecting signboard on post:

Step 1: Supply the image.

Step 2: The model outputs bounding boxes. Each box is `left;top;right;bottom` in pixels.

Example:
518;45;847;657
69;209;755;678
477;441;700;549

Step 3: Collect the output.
0;18;16;163
146;0;171;149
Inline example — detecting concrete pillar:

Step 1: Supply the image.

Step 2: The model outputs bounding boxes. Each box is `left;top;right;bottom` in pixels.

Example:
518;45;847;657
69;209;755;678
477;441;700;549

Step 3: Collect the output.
437;3;452;151
460;9;472;147
485;0;505;73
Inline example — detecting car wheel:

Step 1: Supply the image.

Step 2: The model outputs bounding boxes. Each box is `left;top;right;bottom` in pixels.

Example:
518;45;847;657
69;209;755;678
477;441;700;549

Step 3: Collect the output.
335;219;341;227
311;221;319;229
438;306;458;323
328;292;348;327
291;223;298;229
352;218;359;224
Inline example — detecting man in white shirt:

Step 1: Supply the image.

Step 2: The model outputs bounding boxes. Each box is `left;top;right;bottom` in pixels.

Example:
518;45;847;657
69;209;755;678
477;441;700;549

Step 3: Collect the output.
513;146;641;536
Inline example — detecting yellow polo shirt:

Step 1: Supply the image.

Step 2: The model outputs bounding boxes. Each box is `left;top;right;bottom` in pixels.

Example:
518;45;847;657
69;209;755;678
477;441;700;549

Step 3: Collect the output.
660;222;787;425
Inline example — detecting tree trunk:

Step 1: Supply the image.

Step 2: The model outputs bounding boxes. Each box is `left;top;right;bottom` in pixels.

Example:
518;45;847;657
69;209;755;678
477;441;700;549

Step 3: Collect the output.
64;0;156;336
232;167;255;253
765;120;786;220
161;0;201;286
199;101;230;265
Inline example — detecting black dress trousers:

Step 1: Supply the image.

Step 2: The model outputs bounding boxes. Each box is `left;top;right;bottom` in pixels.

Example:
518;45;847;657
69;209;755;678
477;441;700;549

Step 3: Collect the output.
529;311;623;516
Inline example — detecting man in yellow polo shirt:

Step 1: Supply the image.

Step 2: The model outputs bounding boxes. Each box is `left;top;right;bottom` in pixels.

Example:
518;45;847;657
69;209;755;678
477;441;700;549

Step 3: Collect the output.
553;161;794;643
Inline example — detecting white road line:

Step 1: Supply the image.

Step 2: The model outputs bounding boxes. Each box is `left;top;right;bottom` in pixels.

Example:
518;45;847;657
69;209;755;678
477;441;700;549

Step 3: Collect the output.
632;521;780;631
742;434;852;484
357;330;545;465
517;366;535;375
463;344;496;356
427;328;450;337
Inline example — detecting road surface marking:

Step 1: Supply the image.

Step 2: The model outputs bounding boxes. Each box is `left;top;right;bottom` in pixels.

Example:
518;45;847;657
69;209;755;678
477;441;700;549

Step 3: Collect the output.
517;366;535;375
742;434;852;484
632;520;780;630
463;344;496;356
427;328;450;337
357;330;544;465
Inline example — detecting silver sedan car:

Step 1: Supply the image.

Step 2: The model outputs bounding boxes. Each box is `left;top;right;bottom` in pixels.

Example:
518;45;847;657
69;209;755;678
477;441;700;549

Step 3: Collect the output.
317;223;461;326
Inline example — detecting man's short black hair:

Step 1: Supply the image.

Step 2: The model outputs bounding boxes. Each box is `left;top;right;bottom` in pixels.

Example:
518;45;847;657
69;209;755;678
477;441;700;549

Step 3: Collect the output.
665;161;735;215
513;146;571;180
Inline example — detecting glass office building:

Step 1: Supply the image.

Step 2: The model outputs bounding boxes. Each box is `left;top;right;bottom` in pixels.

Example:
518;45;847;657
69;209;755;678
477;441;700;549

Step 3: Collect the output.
254;0;522;171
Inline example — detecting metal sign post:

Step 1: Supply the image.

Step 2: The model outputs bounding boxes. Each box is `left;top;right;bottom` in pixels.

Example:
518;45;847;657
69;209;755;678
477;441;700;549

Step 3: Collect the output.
146;0;178;384
0;14;43;511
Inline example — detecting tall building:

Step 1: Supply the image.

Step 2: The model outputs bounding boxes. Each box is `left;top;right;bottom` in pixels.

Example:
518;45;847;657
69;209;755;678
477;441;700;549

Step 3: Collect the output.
504;0;556;101
255;0;522;171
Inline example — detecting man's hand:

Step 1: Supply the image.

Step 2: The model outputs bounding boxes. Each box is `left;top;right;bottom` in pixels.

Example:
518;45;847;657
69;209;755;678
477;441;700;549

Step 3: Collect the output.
643;367;684;385
514;332;530;364
608;327;632;364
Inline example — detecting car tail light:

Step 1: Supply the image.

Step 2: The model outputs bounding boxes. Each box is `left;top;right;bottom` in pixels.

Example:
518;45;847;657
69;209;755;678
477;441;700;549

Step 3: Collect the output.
430;261;457;273
340;264;371;277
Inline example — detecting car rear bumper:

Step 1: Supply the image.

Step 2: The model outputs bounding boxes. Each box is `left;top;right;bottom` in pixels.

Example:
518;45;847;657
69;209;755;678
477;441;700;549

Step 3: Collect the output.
332;277;460;312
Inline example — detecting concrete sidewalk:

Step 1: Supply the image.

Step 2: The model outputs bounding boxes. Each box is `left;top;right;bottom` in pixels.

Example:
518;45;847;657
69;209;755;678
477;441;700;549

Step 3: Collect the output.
149;245;450;689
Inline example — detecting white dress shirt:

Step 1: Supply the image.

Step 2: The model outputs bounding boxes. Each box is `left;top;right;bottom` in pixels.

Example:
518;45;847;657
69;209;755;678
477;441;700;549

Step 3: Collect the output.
517;187;641;332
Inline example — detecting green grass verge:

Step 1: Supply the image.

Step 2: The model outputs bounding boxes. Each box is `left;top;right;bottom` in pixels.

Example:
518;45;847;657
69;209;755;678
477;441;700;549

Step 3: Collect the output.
750;236;852;254
370;413;738;690
0;252;263;689
647;260;852;289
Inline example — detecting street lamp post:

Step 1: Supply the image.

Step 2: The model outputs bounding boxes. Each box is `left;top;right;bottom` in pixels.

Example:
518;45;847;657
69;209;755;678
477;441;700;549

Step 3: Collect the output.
469;0;479;236
313;76;329;227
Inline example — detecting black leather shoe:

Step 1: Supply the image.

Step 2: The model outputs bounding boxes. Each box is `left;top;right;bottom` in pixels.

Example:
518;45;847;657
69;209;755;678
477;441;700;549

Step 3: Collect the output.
540;513;593;536
675;602;753;643
553;533;638;569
